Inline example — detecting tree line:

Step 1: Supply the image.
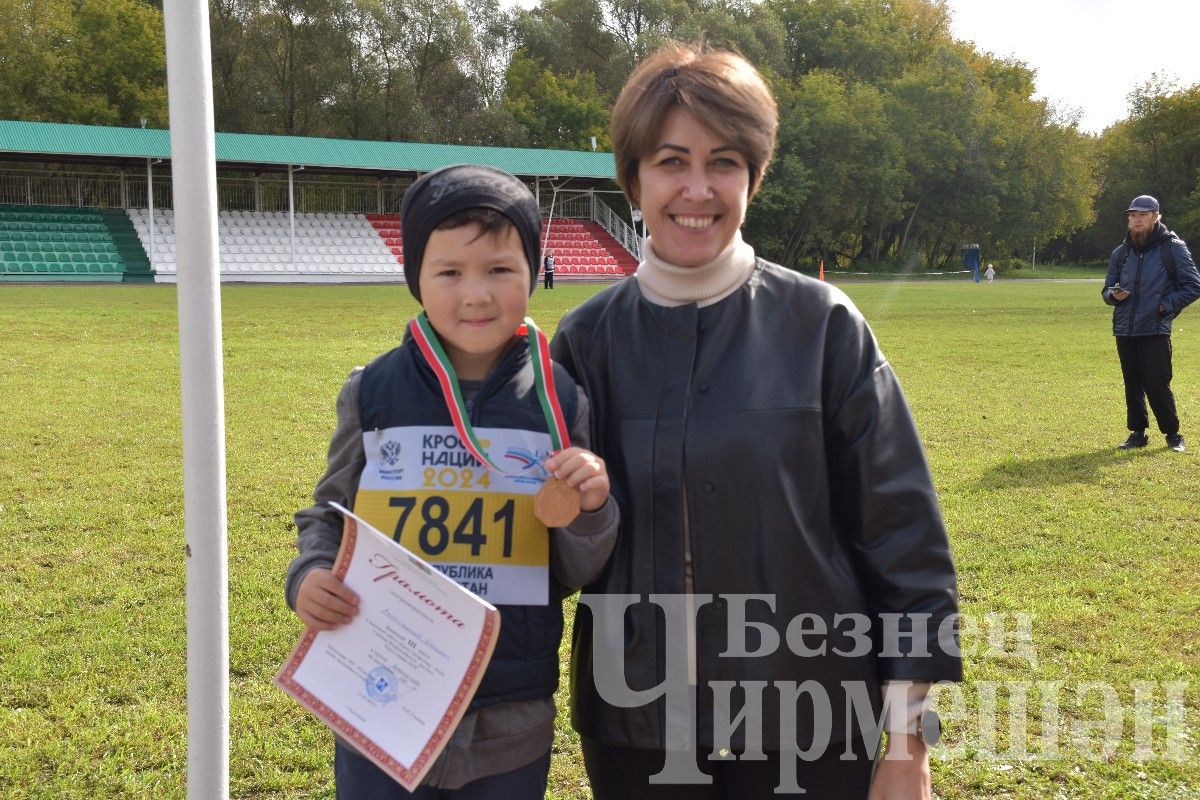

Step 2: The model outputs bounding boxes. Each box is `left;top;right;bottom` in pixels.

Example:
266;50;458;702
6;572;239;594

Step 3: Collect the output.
2;0;1198;268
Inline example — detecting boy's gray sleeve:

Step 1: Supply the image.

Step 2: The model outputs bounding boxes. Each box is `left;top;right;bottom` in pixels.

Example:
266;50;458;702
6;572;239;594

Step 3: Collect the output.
550;386;618;591
285;369;366;609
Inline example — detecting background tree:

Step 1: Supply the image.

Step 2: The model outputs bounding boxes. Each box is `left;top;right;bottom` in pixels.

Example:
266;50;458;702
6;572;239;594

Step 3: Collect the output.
0;0;167;127
1054;78;1200;263
211;0;257;132
504;53;610;150
1;0;1193;268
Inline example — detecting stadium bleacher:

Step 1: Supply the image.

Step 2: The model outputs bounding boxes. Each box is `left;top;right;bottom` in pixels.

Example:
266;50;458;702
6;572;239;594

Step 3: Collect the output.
542;219;637;277
129;209;402;283
0;205;150;282
130;210;635;282
0;205;637;283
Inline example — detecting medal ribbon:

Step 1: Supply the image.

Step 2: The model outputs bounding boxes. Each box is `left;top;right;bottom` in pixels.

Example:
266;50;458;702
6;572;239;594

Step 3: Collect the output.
409;313;570;475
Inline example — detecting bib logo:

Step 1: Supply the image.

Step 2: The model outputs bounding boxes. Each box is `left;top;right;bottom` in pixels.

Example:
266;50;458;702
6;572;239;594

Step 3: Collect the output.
378;440;405;480
380;440;403;466
503;447;551;484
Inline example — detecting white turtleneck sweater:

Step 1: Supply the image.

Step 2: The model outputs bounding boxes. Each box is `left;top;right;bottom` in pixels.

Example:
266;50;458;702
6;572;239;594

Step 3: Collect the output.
634;230;757;307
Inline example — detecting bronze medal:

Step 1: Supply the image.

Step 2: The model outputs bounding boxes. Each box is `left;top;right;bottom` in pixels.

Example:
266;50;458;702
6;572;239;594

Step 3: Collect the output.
534;476;581;527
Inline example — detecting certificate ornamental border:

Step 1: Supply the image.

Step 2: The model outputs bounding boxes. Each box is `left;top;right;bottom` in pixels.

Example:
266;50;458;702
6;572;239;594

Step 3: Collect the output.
275;514;501;790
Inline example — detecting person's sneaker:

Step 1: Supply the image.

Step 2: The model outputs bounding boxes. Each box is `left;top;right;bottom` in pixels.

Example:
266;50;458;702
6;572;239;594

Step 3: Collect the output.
1119;431;1150;449
1166;434;1186;452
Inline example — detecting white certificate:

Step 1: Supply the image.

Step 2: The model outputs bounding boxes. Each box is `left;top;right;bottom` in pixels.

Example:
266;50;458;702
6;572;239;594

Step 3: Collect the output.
275;503;500;791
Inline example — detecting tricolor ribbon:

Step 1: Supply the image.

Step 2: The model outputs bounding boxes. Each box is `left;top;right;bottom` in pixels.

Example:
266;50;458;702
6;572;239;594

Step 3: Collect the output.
409;313;570;475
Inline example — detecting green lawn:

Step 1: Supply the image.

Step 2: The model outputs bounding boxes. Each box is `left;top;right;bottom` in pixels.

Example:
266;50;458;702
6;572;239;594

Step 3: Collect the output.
1;279;1196;798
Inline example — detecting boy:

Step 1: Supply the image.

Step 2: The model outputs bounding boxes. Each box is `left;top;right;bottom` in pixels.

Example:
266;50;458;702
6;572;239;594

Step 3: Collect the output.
286;164;617;799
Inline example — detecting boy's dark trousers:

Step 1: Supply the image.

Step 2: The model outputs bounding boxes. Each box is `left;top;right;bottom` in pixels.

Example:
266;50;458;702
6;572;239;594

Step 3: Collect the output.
1116;334;1178;434
335;742;550;799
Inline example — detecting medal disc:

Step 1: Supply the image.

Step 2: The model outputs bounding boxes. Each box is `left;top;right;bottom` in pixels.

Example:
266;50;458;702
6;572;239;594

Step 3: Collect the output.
534;476;581;527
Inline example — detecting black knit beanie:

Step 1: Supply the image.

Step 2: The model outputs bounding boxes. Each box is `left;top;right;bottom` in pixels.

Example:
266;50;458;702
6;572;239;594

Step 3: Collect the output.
401;164;542;302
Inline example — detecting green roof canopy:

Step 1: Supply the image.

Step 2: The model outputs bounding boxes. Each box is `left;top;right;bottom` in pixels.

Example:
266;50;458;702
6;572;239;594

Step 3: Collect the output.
0;119;616;180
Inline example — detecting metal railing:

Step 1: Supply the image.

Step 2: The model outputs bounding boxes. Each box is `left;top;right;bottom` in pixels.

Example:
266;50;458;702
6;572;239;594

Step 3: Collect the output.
0;167;412;214
590;195;641;260
0;171;133;208
543;191;641;261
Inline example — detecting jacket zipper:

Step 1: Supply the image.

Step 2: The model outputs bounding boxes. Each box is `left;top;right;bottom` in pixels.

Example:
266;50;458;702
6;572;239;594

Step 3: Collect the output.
1127;250;1145;336
462;341;524;422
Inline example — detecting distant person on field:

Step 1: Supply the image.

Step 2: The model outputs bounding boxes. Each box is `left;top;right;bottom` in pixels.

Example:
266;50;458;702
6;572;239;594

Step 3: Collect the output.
1103;194;1200;452
985;263;995;283
287;164;617;799
543;253;555;289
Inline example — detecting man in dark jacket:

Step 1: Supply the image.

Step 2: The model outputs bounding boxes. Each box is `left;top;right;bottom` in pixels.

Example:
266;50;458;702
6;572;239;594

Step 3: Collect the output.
1103;195;1200;452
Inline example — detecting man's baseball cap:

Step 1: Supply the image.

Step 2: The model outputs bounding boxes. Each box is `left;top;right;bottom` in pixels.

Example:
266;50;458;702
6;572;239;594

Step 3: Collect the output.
1126;195;1160;213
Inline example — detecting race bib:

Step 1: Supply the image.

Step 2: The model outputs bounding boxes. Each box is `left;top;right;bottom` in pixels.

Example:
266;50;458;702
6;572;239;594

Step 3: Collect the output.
355;425;552;605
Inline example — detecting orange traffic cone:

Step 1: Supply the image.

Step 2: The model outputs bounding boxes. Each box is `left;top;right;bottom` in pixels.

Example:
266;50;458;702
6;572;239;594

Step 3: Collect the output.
818;259;825;281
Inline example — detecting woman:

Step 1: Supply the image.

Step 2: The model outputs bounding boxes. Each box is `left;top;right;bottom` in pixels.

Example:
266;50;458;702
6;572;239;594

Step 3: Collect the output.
550;44;961;799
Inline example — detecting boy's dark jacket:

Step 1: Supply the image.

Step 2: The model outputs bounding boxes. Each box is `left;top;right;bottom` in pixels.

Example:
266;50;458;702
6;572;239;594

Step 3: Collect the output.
359;335;579;710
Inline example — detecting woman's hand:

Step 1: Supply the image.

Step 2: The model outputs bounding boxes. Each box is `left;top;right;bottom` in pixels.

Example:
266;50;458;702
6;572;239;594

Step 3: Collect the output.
544;447;610;513
868;735;931;800
295;568;360;631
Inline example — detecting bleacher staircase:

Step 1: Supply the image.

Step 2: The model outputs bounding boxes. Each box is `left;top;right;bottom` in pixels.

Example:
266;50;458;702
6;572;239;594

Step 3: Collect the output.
100;208;154;283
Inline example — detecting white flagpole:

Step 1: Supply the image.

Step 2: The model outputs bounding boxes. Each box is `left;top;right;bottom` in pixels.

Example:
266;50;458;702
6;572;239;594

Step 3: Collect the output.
161;2;229;798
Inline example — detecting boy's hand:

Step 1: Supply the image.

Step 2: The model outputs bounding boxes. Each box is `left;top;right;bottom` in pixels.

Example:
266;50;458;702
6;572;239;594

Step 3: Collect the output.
544;447;610;513
295;568;359;631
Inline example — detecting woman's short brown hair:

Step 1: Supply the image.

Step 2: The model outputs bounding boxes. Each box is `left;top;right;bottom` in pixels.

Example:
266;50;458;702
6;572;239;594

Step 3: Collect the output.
610;43;779;204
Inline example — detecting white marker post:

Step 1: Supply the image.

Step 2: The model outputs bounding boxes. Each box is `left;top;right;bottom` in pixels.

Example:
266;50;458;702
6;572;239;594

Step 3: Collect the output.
162;2;229;798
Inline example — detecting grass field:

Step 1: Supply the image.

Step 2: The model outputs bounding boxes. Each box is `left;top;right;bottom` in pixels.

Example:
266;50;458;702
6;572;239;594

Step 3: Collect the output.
1;278;1197;799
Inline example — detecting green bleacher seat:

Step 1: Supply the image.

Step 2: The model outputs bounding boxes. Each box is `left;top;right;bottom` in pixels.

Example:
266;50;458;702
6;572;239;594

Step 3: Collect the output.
17;252;31;263
71;253;85;264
